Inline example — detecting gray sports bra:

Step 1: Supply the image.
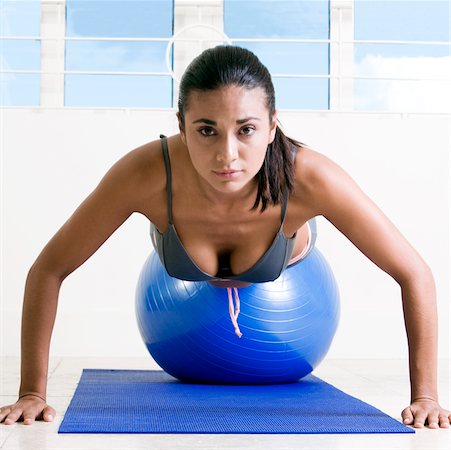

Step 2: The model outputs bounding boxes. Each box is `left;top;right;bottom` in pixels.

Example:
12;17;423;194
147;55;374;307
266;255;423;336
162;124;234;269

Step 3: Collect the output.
150;135;297;283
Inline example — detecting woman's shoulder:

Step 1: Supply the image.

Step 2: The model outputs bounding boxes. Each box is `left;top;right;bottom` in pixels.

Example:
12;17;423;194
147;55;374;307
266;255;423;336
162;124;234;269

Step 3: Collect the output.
292;144;351;208
101;137;169;213
113;135;183;187
117;138;164;177
294;145;336;189
123;134;185;171
112;134;188;218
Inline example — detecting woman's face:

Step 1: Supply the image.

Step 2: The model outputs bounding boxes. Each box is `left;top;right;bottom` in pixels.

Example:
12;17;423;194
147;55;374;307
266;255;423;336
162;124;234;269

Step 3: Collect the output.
178;85;277;196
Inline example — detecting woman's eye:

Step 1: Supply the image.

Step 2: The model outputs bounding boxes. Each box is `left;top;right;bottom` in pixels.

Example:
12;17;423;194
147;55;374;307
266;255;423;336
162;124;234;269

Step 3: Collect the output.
241;126;255;136
199;127;216;137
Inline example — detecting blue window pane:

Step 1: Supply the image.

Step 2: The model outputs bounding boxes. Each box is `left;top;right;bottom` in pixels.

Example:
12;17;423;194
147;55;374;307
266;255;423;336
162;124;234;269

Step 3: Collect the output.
354;1;449;112
234;41;328;75
65;74;172;108
1;73;40;106
224;0;329;38
1;40;40;70
0;1;40;106
65;41;168;72
225;1;330;110
274;77;328;110
66;0;173;37
65;1;173;108
355;1;450;41
0;0;40;36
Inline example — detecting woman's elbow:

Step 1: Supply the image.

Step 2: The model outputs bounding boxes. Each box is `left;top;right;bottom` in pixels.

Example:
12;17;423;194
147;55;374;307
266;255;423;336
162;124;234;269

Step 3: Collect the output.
395;260;435;292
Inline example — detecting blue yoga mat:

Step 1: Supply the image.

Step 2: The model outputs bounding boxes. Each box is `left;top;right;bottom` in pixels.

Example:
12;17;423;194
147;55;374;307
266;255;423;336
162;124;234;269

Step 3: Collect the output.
58;369;414;434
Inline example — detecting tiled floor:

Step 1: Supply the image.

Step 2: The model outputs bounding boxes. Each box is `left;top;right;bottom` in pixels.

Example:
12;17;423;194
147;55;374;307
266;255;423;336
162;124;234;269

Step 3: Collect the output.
1;357;450;450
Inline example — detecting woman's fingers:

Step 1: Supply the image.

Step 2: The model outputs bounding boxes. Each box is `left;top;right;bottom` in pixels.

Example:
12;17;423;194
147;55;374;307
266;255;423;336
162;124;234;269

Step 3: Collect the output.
413;411;428;428
439;413;451;428
2;407;24;425
42;405;56;422
0;398;55;425
426;411;440;429
403;400;451;429
22;412;36;426
401;406;414;425
0;405;12;423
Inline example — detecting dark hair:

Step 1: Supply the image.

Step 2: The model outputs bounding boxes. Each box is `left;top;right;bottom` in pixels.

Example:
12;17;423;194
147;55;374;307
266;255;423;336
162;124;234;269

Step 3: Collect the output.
178;45;302;212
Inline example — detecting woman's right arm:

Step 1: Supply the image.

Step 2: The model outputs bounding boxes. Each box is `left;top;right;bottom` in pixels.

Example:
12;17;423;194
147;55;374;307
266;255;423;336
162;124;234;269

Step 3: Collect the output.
0;142;160;425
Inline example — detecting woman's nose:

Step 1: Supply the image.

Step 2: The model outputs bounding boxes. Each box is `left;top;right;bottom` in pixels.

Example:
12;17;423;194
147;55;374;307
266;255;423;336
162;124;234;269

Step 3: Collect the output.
216;137;238;163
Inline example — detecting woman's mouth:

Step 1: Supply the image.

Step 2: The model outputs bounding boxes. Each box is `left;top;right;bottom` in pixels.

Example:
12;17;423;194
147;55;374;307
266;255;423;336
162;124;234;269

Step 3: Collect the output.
213;169;242;179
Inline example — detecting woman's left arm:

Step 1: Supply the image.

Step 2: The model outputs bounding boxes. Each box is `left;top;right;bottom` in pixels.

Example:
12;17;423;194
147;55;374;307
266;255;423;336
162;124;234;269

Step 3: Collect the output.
300;150;450;429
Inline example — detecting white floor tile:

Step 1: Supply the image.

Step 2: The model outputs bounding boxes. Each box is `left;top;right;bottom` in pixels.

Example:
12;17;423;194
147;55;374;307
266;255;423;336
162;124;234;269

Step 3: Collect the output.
0;424;15;449
2;429;451;450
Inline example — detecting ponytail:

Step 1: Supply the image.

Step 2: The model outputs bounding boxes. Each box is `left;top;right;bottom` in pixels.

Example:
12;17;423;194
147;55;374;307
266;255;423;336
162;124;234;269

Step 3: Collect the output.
252;125;302;212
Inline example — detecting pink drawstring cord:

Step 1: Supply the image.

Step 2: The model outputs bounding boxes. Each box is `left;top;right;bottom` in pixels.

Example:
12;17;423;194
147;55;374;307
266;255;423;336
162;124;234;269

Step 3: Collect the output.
223;222;312;339
227;287;243;338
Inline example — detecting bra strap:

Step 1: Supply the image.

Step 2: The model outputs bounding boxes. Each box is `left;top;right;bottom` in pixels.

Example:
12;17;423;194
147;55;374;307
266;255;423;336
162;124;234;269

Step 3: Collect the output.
159;134;173;224
280;144;298;224
280;188;289;224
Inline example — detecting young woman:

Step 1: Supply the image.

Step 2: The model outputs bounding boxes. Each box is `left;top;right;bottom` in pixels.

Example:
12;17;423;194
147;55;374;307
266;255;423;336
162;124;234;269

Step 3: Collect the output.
1;46;449;428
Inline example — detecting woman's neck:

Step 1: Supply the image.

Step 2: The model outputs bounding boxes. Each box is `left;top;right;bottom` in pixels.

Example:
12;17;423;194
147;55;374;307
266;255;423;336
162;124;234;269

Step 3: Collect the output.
193;172;259;213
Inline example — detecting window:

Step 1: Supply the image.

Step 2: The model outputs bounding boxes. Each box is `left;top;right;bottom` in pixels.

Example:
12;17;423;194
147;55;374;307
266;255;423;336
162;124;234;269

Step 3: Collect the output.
224;0;330;110
1;0;41;106
3;1;448;112
354;0;450;112
65;0;174;108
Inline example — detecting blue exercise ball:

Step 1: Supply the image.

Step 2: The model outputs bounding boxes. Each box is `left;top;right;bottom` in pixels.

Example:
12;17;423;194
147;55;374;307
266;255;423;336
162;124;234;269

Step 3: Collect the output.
135;247;340;384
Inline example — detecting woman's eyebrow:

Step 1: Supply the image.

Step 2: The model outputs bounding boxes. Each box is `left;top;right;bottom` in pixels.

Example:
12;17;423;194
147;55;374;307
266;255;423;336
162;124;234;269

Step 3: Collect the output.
237;117;261;124
192;118;216;125
192;117;261;125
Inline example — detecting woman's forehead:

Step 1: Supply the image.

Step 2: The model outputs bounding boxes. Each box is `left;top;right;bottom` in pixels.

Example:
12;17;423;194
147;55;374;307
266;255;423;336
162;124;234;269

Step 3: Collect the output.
186;86;268;114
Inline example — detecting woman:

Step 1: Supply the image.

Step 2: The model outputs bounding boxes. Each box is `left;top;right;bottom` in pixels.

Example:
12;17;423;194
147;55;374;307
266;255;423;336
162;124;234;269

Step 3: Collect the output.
1;46;449;428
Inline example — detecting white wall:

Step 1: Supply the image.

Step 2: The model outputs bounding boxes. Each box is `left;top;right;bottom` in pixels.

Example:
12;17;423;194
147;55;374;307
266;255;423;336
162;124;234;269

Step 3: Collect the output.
1;108;449;361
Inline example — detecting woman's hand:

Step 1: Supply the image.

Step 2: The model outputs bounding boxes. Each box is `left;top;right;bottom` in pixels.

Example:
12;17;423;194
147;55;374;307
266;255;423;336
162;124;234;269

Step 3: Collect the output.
402;399;451;428
0;395;55;425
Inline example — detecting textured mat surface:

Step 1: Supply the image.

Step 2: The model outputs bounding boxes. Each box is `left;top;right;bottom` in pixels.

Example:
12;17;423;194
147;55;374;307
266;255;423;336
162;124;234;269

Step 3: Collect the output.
58;369;414;434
